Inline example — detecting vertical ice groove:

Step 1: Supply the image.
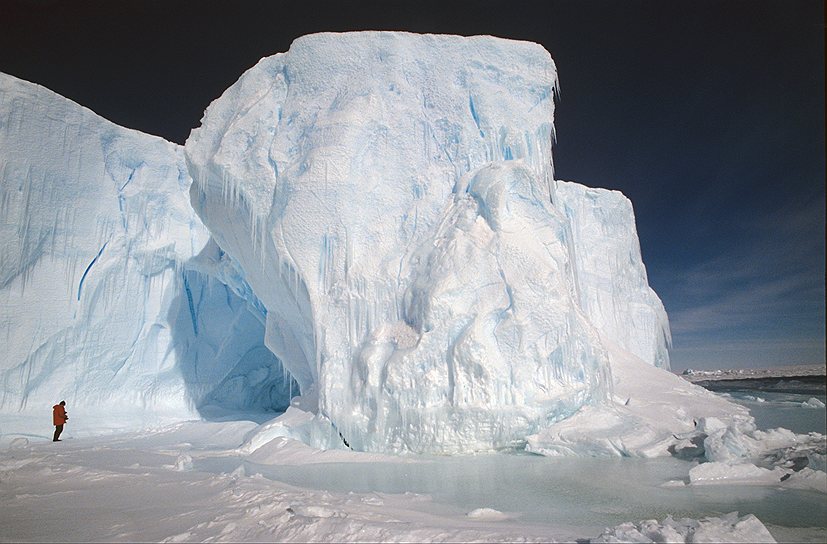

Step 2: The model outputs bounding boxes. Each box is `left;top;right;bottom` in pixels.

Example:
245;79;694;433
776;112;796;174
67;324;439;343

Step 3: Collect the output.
76;241;107;301
468;94;483;137
182;271;198;335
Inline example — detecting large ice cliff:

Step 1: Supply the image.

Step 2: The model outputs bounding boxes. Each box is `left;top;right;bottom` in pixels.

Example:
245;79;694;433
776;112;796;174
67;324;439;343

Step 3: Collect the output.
0;74;295;424
555;181;671;369
185;32;669;452
2;31;724;456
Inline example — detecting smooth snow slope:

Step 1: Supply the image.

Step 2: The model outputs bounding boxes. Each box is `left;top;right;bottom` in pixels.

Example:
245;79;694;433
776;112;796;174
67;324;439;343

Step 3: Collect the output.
0;73;293;424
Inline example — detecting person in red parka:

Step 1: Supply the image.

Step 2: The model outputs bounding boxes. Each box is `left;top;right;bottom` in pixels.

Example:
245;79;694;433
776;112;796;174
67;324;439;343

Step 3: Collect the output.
53;401;68;442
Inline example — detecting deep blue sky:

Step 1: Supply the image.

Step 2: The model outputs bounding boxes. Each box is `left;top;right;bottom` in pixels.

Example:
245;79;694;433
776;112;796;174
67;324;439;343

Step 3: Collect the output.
2;0;824;371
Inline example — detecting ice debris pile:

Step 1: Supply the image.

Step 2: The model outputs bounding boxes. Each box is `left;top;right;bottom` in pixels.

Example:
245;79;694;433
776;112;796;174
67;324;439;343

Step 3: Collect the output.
591;512;777;544
1;31;817;460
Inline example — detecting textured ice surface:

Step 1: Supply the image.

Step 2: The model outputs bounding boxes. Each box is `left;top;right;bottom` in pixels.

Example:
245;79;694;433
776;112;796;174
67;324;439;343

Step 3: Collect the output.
0;73;293;422
2;31;754;457
186;32;616;453
554;181;671;369
592;512;777;543
688;462;787;485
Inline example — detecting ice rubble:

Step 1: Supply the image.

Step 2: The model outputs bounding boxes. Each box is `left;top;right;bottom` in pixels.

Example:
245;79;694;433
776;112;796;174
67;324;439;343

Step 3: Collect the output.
592;512;777;544
0;73;294;424
1;31;819;464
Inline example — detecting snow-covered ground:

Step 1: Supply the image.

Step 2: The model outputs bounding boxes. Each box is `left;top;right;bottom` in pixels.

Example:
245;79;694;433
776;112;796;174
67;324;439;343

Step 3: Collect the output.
3;338;823;542
0;422;816;542
2;415;823;543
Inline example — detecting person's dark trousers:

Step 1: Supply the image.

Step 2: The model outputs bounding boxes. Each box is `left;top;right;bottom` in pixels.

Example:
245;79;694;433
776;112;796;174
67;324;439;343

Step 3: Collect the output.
53;424;63;441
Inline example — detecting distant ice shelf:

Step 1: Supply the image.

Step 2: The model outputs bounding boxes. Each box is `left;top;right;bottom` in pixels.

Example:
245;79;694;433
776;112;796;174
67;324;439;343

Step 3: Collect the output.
681;364;827;383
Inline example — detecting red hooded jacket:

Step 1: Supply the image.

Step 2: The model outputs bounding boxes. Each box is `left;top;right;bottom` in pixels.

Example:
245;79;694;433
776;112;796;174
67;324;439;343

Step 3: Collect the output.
53;404;67;426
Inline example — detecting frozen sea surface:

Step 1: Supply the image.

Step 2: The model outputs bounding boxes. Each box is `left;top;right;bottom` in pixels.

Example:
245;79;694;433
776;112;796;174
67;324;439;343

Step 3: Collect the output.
1;387;825;543
198;453;825;533
696;376;826;435
268;382;821;533
725;391;826;435
192;382;824;541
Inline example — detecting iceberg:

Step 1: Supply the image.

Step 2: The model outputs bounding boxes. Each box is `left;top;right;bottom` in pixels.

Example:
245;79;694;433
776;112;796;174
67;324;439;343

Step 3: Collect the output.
186;32;617;453
2;31;768;458
0;73;294;425
554;181;671;369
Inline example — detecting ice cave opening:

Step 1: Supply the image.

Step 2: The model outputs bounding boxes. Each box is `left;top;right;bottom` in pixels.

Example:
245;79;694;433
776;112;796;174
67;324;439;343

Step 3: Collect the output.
203;345;296;414
169;267;300;421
